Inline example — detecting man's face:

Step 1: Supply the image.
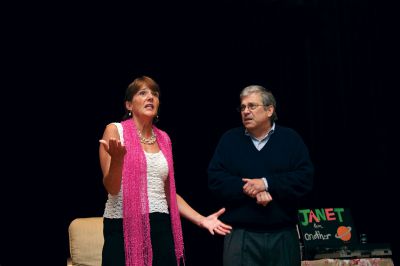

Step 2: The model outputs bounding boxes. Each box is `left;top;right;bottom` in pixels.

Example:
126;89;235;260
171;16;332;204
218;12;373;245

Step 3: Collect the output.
240;93;273;131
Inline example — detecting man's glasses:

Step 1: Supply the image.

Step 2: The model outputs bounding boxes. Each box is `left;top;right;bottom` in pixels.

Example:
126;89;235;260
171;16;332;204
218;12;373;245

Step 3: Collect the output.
237;103;267;112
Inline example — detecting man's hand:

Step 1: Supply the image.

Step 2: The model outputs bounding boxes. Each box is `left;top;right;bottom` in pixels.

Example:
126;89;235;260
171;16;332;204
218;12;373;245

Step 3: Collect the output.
256;191;273;206
242;178;266;198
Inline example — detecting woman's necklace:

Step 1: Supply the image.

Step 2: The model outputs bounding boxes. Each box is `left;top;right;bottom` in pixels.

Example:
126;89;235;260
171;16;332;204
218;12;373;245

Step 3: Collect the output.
138;129;156;145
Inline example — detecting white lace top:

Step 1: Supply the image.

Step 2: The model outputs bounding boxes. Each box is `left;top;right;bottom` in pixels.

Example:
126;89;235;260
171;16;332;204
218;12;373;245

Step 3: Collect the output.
103;123;169;218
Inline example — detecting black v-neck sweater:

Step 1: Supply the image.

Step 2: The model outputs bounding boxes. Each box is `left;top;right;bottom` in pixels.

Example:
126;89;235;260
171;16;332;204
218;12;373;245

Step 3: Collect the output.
208;125;314;231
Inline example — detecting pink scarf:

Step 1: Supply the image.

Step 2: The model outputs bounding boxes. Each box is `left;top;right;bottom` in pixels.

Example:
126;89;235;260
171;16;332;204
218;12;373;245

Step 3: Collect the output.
121;119;184;266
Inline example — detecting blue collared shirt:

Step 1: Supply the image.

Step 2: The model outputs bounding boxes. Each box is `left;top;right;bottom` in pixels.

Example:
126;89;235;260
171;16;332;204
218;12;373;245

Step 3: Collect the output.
245;122;276;151
244;123;276;190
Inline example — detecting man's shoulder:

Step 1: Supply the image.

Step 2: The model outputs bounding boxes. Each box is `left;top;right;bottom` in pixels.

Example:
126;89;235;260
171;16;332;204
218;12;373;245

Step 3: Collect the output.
274;125;304;142
222;127;244;138
275;124;297;134
215;127;246;147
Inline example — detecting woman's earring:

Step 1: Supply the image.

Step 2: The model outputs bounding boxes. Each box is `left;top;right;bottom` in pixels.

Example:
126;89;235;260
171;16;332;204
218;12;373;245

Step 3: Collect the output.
154;115;159;123
128;111;132;117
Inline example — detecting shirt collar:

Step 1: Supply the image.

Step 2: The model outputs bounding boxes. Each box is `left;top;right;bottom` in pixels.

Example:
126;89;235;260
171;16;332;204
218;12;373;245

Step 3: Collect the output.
245;122;275;141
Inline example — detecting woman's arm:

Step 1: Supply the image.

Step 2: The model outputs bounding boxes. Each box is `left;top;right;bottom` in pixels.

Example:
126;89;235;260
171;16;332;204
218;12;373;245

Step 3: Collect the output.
99;123;126;195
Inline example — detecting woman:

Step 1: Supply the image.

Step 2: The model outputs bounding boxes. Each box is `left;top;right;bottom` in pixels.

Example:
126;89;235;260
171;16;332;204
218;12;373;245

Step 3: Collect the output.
99;76;231;266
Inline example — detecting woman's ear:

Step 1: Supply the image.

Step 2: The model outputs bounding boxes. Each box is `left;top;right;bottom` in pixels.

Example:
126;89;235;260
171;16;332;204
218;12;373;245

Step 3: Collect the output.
125;100;132;112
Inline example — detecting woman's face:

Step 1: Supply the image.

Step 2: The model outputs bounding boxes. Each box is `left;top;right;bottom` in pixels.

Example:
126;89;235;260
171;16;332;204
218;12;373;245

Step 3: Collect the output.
128;86;160;119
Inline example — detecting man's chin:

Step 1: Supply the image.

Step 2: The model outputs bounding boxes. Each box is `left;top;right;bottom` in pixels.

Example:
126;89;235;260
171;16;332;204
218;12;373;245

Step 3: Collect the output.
243;121;254;127
244;124;255;131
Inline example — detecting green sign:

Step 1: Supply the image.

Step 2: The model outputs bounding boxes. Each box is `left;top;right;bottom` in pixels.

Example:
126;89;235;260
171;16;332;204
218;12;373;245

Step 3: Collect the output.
298;208;358;253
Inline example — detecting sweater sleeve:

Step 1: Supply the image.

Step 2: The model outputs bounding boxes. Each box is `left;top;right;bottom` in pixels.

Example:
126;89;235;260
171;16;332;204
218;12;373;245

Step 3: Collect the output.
267;132;314;201
208;133;246;204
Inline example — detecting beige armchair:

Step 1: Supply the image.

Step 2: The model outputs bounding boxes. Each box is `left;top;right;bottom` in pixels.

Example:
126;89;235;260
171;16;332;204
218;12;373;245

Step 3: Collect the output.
68;217;104;266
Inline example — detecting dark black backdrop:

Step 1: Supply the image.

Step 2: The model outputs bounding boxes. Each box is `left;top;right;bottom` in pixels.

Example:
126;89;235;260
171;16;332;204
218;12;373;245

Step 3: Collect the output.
2;0;398;265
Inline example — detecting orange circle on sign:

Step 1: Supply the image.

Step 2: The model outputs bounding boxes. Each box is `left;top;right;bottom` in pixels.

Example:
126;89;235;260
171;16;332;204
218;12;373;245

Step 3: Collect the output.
335;226;352;241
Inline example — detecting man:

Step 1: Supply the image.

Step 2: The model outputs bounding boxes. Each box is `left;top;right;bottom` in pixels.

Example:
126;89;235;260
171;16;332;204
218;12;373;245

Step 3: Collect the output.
208;85;314;266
